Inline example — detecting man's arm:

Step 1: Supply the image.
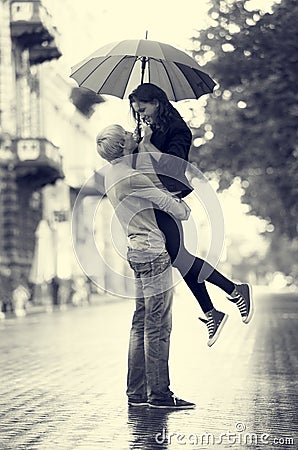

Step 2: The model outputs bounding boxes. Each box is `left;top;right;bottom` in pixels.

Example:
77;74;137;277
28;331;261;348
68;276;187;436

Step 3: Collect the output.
129;172;190;220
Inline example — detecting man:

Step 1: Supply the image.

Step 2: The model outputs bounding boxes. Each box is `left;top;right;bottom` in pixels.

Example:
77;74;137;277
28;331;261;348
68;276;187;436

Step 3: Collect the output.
96;124;195;410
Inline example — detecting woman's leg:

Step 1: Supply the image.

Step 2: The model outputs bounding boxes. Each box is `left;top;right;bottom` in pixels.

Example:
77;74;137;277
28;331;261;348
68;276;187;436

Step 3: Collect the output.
154;210;253;346
154;210;235;313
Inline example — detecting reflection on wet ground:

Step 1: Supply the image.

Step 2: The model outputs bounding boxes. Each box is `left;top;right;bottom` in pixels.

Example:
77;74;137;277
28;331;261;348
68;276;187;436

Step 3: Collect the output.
0;288;297;449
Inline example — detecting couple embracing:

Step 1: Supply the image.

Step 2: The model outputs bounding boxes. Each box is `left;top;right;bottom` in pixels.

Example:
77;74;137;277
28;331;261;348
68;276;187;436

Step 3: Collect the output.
96;83;253;410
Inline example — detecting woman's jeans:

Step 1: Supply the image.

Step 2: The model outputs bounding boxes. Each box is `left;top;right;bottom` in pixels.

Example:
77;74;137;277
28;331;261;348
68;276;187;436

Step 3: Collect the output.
126;251;174;402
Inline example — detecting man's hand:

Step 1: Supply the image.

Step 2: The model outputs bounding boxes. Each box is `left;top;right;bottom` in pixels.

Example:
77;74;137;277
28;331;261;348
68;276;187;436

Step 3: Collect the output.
139;124;162;161
177;199;191;220
141;123;153;144
166;198;191;221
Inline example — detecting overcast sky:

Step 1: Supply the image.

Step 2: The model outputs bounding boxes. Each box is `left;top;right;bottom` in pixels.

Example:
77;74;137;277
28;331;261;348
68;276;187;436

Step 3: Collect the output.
42;0;279;90
43;0;210;75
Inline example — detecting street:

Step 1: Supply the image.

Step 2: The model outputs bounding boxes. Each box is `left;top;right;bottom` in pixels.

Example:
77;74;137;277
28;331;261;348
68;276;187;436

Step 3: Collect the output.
0;285;297;450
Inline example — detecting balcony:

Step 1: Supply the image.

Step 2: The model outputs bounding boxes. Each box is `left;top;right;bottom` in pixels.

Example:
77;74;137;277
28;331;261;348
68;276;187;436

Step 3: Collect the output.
29;39;62;65
10;0;60;50
70;88;105;118
14;137;64;187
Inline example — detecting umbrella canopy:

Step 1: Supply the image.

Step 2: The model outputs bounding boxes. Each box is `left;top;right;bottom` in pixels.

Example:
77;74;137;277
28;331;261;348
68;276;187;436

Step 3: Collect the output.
70;39;216;101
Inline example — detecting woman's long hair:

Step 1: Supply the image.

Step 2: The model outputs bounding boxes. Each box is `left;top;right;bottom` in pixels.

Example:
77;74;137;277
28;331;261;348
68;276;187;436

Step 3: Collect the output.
129;83;182;134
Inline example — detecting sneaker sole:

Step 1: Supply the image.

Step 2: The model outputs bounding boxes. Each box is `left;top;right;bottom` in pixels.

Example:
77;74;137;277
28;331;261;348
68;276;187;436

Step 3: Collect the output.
128;402;149;406
208;314;228;347
148;403;196;409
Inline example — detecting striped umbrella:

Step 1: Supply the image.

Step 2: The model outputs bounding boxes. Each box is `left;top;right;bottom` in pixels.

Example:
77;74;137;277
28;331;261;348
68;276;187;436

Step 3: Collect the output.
70;39;216;101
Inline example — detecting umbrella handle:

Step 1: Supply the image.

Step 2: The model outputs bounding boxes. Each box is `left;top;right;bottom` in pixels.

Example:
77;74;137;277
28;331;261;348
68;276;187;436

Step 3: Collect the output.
139;47;147;140
140;56;146;84
136;115;142;143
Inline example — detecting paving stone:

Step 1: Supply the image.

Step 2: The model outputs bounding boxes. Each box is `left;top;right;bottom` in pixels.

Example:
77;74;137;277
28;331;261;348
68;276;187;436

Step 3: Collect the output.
0;288;297;449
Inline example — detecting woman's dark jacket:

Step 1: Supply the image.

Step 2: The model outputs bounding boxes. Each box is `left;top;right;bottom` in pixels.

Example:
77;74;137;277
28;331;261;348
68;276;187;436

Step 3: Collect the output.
149;117;193;198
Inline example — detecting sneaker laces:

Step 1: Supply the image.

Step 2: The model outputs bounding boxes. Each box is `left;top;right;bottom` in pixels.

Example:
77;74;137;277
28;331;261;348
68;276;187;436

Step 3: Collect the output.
171;395;178;405
233;292;247;316
199;316;215;337
206;317;215;336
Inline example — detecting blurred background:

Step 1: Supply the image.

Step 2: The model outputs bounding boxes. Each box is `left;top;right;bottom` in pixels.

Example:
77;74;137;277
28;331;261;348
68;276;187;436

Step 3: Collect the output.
0;0;297;318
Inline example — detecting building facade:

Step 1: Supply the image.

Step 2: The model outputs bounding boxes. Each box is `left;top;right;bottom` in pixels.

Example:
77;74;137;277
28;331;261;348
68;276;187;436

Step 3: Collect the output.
0;0;128;317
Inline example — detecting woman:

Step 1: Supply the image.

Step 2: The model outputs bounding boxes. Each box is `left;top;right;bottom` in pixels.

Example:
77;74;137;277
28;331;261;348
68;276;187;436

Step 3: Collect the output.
129;83;253;346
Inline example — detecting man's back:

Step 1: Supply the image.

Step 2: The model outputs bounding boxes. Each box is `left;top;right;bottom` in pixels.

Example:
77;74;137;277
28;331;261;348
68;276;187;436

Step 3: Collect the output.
104;160;166;258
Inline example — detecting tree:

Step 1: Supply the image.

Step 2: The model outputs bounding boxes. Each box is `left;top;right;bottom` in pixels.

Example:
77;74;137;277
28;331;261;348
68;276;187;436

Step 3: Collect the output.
190;0;298;242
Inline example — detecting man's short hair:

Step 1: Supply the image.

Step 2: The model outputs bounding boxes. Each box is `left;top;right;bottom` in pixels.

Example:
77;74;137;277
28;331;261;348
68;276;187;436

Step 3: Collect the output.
96;124;125;162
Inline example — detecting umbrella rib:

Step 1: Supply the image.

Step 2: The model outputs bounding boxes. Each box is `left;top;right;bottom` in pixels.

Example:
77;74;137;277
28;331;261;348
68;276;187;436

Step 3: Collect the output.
174;63;199;99
176;62;216;93
198;68;216;91
100;55;137;96
194;68;215;91
77;57;111;86
160;60;179;102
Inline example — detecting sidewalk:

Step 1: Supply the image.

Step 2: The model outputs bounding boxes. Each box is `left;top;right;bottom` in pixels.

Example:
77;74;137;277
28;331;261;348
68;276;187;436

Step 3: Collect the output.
1;291;122;320
0;285;297;449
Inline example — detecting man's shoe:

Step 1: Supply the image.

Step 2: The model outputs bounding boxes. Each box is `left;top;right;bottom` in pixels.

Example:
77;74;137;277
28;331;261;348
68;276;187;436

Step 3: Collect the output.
149;395;195;409
229;283;253;324
199;309;228;347
128;398;148;406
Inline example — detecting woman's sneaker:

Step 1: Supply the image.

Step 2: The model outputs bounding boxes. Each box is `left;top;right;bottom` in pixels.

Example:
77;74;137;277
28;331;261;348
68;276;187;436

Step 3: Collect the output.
199;309;228;347
149;395;196;409
229;283;254;324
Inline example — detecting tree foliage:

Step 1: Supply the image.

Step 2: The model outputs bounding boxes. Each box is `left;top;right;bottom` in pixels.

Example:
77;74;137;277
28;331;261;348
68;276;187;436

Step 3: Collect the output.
190;0;298;241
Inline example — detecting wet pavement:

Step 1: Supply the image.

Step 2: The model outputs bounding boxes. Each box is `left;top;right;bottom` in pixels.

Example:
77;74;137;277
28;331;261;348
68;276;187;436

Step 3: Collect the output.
0;285;297;449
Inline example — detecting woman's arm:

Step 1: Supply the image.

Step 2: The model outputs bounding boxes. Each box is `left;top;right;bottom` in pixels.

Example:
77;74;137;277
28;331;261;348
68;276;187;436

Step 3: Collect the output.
140;124;162;161
141;120;192;178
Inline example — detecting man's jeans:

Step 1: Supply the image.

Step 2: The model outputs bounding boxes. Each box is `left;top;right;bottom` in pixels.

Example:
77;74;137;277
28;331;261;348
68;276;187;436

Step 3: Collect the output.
126;251;173;402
